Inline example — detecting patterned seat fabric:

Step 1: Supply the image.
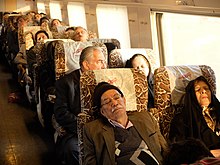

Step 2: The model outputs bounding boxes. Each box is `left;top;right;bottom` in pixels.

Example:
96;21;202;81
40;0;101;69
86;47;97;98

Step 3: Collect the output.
52;25;73;39
90;38;121;57
51;27;98;40
34;39;108;129
78;68;148;165
19;26;52;49
108;48;159;72
54;40;108;80
23;26;41;36
28;42;45;104
154;65;216;140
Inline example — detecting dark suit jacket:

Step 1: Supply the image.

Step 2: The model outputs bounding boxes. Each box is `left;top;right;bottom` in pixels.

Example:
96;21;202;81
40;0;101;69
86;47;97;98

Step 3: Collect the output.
83;111;167;165
54;69;81;134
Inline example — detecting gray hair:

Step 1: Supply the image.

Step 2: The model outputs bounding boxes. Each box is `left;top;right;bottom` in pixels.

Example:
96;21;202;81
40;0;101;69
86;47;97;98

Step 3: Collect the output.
74;26;87;32
79;46;103;67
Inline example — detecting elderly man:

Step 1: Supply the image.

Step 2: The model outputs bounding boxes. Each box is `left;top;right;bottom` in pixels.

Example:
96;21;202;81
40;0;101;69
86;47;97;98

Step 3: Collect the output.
83;82;168;165
54;46;106;165
72;26;89;42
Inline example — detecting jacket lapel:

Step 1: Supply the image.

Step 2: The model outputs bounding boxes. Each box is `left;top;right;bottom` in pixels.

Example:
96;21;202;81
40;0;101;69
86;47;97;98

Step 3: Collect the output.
131;118;152;146
103;124;115;163
130;117;161;163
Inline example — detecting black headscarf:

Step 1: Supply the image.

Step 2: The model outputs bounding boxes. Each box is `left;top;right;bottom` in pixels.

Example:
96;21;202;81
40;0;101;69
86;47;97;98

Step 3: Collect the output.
182;76;220;149
125;54;154;108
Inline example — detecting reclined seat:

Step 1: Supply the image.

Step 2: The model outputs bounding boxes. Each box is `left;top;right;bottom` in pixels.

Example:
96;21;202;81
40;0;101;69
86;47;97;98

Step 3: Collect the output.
54;40;108;79
153;65;216;140
108;48;159;72
90;38;121;58
78;68;149;165
35;39;108;131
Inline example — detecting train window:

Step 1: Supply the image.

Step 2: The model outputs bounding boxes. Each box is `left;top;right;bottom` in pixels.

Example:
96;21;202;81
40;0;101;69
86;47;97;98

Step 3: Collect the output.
96;4;130;48
37;2;46;14
49;2;62;21
155;12;220;97
67;2;87;28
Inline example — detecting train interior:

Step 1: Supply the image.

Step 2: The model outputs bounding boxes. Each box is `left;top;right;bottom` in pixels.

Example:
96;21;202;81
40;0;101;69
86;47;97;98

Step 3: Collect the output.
0;0;220;164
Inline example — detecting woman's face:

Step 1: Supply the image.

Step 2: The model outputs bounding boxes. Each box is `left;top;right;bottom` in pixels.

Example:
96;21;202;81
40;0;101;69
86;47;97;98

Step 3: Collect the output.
132;56;149;77
36;32;48;42
40;19;49;26
194;80;211;108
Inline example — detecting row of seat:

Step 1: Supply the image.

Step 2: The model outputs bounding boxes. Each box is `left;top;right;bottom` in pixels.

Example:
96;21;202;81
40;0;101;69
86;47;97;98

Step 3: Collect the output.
1;17;120;128
2;19;216;138
77;65;216;165
16;26;156;130
1;17;216;165
29;38;118;128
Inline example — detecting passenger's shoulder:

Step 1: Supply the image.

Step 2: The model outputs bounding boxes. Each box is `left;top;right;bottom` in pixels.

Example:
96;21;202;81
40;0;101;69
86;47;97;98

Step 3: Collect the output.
57;69;80;82
128;110;152;119
84;119;104;131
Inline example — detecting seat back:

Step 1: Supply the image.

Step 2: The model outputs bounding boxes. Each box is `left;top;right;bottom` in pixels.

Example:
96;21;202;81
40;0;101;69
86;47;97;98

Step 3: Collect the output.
90;38;121;58
153;65;216;140
54;40;108;80
52;27;98;40
78;68;148;165
108;48;159;72
19;26;52;49
34;39;108;128
52;26;70;39
27;42;45;103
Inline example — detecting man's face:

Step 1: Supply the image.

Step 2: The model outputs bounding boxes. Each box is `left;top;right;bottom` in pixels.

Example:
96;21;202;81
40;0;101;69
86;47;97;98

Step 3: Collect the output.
85;50;107;70
73;27;88;42
100;89;127;122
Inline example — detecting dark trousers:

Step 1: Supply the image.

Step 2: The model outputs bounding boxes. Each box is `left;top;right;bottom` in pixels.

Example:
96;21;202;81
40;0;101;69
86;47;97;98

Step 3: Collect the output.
56;133;79;165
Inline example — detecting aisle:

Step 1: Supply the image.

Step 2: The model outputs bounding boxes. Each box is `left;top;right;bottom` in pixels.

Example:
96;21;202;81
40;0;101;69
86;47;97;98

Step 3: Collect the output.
0;60;59;165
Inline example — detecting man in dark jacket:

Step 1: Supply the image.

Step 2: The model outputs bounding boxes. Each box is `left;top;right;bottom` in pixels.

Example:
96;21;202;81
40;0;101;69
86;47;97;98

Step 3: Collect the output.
83;82;168;165
54;46;106;165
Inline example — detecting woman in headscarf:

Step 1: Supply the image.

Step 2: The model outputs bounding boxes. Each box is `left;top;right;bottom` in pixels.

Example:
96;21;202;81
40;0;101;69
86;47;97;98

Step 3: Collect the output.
125;54;154;108
169;76;220;150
